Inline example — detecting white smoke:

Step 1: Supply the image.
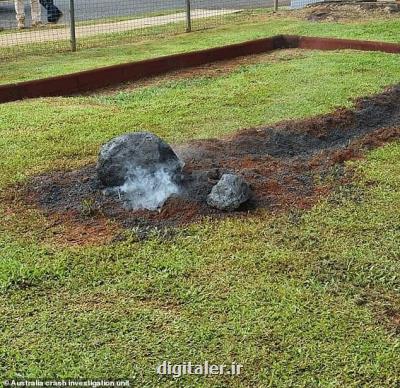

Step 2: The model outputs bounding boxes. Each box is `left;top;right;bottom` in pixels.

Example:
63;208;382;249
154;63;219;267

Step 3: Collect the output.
117;166;180;211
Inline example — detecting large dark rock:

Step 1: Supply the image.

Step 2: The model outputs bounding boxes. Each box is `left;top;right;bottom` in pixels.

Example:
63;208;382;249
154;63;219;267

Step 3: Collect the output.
207;173;250;211
97;132;183;187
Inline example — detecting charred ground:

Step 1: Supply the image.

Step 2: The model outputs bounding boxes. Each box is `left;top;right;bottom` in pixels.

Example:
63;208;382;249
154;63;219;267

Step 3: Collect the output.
293;1;400;22
5;85;400;242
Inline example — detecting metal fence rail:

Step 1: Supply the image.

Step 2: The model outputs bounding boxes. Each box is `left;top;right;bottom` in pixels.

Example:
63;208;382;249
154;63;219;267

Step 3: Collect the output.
0;0;285;57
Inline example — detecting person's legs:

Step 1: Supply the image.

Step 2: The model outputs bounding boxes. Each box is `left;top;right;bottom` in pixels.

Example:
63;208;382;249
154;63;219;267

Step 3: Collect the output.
47;1;62;24
30;0;42;25
14;0;25;29
39;0;62;23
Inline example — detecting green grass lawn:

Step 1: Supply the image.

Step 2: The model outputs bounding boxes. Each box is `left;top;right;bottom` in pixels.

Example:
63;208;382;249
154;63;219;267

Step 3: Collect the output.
1;10;399;84
1;16;400;387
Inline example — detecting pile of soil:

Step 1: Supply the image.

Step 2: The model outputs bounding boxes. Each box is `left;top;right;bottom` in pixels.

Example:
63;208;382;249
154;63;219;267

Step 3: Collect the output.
5;85;400;243
294;1;400;22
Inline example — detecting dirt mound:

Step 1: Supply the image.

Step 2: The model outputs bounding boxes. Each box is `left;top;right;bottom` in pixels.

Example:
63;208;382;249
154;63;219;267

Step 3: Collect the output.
294;1;400;22
5;85;400;243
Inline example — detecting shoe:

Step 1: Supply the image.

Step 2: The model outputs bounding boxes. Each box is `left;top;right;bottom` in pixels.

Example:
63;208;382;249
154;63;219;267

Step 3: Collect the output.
17;21;25;30
47;10;63;24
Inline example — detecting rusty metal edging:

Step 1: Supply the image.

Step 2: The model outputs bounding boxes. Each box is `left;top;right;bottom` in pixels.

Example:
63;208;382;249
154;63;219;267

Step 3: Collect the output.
295;35;400;53
0;35;399;104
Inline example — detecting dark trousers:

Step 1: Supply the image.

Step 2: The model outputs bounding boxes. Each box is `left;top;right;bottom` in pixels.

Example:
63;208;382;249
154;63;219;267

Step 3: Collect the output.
39;0;61;22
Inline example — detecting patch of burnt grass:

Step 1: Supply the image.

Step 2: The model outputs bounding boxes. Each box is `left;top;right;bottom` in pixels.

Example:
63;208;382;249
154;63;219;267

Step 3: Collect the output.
6;84;399;246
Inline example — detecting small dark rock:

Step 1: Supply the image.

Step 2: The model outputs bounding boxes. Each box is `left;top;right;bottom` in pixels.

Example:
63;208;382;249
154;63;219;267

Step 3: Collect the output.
207;173;250;211
97;132;183;187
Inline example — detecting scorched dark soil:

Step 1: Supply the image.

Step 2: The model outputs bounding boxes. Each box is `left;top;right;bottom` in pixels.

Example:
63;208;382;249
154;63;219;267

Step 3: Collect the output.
4;85;400;244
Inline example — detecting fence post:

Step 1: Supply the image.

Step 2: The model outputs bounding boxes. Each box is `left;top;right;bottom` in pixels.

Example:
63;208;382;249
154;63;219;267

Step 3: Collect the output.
69;0;77;51
273;0;279;12
185;0;192;32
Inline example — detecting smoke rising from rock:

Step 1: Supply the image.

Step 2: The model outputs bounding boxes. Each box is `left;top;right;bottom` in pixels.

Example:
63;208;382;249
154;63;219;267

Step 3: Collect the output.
97;131;185;211
118;165;181;211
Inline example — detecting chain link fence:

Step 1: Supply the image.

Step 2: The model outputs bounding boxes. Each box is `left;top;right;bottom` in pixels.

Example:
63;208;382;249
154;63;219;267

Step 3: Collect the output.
0;0;288;58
